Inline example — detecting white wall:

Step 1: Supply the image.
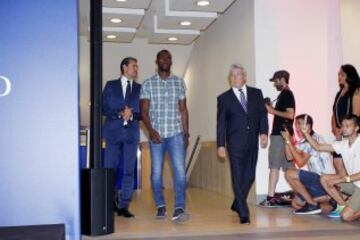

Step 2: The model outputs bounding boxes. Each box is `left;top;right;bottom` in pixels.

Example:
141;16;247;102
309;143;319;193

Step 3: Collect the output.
184;0;255;143
79;37;193;127
254;0;342;194
184;0;343;196
341;0;360;68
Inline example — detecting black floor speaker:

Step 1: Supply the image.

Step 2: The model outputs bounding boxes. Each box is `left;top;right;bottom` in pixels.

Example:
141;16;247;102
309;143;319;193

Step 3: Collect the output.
0;224;65;240
81;168;114;236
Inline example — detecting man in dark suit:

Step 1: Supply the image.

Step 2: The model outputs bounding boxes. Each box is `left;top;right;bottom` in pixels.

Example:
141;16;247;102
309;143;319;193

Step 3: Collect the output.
217;63;268;224
102;57;141;218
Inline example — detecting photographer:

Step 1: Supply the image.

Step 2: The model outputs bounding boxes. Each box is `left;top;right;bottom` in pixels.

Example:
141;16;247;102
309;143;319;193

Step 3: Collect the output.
260;70;296;207
281;114;335;215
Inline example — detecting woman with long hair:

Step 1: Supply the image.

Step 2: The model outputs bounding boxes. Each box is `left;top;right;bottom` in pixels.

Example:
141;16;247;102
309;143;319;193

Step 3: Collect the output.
332;64;360;176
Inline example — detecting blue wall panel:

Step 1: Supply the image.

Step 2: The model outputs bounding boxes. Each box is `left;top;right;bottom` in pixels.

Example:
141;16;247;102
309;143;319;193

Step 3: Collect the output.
0;1;80;239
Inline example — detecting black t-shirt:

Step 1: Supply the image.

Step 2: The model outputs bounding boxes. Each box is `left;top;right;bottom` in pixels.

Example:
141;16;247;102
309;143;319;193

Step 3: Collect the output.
332;90;352;128
271;89;296;135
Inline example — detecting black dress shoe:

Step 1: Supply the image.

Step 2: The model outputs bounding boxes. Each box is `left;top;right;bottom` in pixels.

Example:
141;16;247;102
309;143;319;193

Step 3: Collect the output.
117;208;134;218
240;216;250;224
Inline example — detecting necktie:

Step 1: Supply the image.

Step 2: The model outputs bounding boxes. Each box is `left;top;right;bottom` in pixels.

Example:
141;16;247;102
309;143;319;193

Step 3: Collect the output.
239;88;247;113
125;80;131;105
123;80;131;127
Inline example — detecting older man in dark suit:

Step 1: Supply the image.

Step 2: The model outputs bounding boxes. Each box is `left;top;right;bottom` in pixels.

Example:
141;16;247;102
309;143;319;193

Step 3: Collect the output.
217;64;268;224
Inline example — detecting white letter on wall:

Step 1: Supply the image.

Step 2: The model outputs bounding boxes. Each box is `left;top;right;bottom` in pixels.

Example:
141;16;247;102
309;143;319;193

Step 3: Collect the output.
0;76;11;96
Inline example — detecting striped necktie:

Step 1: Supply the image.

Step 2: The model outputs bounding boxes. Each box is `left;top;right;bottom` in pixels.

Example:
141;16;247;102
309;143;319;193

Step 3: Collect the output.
239;88;247;113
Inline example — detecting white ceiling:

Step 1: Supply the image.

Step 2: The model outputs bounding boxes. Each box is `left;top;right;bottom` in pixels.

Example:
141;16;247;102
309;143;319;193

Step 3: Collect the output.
79;0;237;45
103;0;152;9
168;0;235;12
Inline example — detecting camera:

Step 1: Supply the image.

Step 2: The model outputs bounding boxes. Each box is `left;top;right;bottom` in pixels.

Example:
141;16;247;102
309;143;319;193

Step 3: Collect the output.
282;122;294;136
264;97;271;105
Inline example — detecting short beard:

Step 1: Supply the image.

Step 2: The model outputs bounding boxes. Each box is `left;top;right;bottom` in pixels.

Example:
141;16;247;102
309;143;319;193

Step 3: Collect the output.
158;65;171;73
275;85;283;91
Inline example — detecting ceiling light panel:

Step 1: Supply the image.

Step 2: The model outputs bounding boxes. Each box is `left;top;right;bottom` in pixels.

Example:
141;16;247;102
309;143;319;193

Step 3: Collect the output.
180;21;192;26
102;7;145;28
102;27;136;42
169;0;236;13
106;34;117;39
110;18;122;23
149;15;199;44
197;1;210;7
156;0;217;30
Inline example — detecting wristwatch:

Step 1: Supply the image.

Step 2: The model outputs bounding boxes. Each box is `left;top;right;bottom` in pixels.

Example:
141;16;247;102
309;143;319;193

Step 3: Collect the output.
345;175;351;183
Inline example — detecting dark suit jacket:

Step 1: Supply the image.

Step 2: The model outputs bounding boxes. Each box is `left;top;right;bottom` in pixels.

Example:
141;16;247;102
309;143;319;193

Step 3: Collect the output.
102;79;141;144
217;86;268;155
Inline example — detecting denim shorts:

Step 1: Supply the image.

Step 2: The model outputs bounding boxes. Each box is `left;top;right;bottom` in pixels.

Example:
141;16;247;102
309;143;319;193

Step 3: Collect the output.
298;170;327;199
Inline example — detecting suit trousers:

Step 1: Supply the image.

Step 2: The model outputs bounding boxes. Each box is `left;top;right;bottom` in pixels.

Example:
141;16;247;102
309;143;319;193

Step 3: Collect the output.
229;149;258;217
104;140;138;209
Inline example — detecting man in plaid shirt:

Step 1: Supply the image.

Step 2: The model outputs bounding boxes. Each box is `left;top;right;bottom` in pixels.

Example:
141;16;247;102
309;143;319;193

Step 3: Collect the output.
140;49;190;223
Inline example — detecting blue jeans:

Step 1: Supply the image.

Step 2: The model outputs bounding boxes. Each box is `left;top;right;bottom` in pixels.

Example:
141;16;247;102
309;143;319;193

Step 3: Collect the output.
149;133;186;210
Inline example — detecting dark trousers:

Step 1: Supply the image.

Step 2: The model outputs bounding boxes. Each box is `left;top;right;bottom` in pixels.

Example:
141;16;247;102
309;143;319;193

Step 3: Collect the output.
229;149;258;217
104;141;138;209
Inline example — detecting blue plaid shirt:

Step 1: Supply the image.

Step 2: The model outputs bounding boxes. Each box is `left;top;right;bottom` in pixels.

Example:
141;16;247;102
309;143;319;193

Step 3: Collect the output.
140;74;186;138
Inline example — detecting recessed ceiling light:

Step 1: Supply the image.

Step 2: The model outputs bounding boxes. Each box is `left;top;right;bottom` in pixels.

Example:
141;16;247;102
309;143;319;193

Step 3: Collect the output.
110;18;122;23
196;0;210;7
168;37;178;41
106;34;117;39
180;21;192;26
115;0;127;2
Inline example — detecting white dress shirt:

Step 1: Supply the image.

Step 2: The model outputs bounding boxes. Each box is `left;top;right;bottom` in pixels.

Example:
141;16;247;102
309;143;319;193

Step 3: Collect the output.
120;76;133;99
232;85;247;103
